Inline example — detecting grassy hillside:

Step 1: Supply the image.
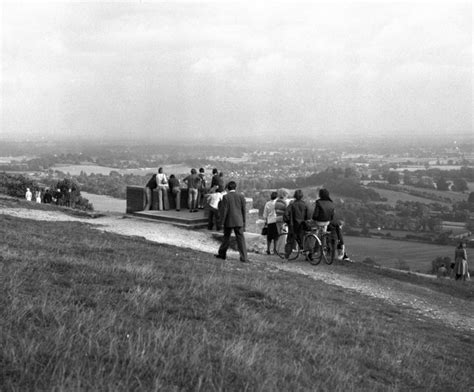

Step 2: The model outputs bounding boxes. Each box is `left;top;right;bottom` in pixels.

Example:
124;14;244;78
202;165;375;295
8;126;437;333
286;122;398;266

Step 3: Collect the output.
1;213;473;391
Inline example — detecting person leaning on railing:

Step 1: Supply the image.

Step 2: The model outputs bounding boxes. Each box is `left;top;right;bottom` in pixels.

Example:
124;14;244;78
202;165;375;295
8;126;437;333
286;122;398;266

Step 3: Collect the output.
144;173;157;210
168;174;181;211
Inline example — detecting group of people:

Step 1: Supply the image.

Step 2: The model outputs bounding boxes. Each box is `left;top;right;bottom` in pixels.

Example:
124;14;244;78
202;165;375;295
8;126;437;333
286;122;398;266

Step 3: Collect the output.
25;187;63;205
144;167;225;227
144;167;248;262
262;187;348;260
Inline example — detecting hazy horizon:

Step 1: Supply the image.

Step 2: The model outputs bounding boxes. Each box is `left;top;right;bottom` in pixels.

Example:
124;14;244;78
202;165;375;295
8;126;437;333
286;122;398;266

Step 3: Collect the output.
1;1;472;142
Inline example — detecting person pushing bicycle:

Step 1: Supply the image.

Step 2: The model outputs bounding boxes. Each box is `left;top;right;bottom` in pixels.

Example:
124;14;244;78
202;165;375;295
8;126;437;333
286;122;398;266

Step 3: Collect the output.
283;189;309;259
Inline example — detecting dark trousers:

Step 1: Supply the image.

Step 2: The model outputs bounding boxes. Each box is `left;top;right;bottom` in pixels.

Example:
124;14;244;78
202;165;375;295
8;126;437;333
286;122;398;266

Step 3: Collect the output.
218;226;248;262
285;223;305;258
208;206;221;230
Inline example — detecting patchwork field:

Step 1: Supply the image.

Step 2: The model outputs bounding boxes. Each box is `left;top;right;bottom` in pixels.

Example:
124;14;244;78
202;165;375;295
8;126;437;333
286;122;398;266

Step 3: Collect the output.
345;236;455;273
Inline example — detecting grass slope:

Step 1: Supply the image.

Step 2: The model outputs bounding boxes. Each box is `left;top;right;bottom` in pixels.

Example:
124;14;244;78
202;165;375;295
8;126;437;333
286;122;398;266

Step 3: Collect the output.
1;213;474;391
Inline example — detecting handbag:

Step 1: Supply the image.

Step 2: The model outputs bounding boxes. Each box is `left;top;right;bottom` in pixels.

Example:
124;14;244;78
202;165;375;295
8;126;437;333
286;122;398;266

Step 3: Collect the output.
261;225;268;236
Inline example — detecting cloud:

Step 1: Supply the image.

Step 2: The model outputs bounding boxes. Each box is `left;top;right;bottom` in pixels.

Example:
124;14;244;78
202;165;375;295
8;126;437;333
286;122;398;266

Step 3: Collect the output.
1;1;471;140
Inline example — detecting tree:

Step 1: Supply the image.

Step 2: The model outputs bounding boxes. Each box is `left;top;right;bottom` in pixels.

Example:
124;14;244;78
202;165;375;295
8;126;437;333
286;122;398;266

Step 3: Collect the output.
469;192;474;204
386;171;400;185
452;178;468;192
0;173;37;198
436;177;449;191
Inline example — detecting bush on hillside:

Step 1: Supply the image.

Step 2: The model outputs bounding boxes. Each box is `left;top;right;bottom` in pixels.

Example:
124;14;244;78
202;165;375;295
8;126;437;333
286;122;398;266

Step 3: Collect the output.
431;256;452;274
0;172;38;198
55;178;93;211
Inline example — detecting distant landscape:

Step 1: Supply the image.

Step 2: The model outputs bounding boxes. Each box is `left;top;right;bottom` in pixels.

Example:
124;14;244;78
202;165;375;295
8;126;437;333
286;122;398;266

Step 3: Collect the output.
1;136;473;275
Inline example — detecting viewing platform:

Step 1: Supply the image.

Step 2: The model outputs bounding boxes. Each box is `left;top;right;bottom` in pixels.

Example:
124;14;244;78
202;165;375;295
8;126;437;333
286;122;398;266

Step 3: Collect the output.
125;185;260;232
129;209;208;229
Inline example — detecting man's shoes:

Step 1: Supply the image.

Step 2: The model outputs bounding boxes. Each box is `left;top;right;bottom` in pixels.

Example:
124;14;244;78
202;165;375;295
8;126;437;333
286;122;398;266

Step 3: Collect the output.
266;250;271;255
176;209;180;211
214;254;226;260
240;258;250;263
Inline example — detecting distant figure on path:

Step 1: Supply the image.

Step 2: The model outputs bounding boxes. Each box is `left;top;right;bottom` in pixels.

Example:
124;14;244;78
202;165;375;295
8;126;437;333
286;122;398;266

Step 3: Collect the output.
156;167;169;210
262;191;278;255
437;264;448;279
168;174;181;211
25;188;32;201
144;173;157;210
43;188;53;204
215;181;248;262
54;188;62;205
35;190;42;203
454;242;469;281
183;168;201;212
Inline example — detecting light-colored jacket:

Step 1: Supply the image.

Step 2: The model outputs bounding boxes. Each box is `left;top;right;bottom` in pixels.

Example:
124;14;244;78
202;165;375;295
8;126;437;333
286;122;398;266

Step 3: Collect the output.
263;200;277;224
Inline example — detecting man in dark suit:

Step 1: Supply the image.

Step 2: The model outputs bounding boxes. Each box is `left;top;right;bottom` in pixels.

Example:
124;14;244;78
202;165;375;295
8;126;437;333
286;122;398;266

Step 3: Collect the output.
215;181;249;262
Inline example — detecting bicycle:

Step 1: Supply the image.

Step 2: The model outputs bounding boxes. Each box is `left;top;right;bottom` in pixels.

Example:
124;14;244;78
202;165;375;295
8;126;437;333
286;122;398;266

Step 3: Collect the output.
303;226;336;265
274;223;336;264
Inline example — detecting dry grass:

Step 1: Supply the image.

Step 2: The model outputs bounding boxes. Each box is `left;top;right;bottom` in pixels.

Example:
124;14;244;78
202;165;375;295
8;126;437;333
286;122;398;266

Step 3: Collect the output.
1;213;473;391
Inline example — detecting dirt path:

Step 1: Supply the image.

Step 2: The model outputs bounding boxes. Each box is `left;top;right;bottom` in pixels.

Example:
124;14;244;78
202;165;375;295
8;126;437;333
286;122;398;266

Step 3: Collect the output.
2;208;473;332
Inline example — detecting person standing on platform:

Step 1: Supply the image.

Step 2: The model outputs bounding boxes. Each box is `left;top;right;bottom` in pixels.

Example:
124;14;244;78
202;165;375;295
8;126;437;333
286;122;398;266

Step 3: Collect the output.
215;181;249;263
197;167;207;209
156;167;169;210
144;173;157;210
183;168;201;212
211;168;219;189
168;174;181;211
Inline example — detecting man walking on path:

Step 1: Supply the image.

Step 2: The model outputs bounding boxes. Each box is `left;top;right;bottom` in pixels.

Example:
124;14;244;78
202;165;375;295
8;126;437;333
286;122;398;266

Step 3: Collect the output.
215;181;249;262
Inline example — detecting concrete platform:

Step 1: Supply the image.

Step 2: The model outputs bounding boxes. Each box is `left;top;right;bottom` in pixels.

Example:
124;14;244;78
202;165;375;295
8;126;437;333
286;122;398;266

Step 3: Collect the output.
129;209;208;229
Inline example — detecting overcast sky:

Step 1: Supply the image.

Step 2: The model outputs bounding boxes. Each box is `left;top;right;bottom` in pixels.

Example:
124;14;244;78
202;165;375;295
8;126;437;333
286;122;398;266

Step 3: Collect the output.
1;1;472;142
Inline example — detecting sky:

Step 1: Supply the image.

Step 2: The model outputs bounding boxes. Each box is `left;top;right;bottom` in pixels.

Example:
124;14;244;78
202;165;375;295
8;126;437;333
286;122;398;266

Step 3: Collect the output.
1;1;472;142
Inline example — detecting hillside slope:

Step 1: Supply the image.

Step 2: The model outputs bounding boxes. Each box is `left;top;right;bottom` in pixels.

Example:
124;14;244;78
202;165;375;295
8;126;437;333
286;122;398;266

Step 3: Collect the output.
1;197;473;391
1;197;473;332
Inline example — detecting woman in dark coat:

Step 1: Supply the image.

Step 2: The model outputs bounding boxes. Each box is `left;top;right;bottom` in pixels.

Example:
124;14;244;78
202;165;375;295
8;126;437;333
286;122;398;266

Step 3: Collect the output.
312;188;335;232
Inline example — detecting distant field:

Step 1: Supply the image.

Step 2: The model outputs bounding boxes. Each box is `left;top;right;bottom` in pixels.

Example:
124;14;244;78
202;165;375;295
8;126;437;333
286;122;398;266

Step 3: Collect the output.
345;236;454;273
400;185;468;203
52;163;191;176
367;185;468;206
370;187;447;206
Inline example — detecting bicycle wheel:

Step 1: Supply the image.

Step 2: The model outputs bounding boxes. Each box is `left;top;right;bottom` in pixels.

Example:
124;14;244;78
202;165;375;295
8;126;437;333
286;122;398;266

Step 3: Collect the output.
304;233;322;265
